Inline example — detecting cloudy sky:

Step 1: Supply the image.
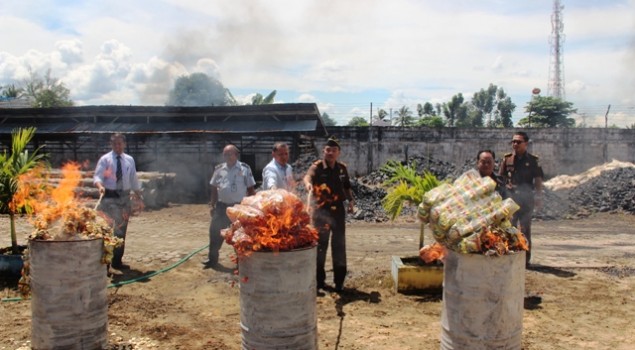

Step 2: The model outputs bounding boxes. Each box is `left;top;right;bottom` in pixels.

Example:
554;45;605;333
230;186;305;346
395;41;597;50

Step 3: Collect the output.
1;0;634;126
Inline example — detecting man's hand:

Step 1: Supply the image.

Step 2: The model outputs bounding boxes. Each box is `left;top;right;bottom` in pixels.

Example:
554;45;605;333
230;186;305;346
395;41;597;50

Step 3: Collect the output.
347;200;355;214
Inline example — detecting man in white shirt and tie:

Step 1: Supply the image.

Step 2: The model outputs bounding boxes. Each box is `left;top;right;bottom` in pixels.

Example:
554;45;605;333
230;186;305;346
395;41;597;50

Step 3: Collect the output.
93;133;143;270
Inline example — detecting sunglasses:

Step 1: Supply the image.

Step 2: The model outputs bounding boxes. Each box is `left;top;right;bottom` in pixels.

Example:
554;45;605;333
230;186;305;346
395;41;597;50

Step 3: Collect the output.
511;140;525;144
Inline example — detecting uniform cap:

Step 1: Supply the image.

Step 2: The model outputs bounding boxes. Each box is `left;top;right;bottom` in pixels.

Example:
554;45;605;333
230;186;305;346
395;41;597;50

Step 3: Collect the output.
326;136;340;149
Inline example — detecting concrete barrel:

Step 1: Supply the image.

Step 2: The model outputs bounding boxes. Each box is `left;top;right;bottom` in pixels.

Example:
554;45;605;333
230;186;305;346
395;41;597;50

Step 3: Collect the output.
440;250;525;350
30;238;108;350
239;246;317;350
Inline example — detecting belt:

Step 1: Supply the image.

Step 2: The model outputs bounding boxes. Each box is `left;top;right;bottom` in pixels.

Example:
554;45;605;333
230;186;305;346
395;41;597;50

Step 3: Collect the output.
104;189;129;198
217;201;239;207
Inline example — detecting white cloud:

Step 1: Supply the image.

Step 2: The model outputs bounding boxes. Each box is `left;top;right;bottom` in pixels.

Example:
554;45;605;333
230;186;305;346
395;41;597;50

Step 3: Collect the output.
0;0;632;126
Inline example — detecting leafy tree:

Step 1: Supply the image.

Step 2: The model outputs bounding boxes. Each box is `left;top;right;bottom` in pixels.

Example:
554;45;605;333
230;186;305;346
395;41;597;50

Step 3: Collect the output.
417;102;437;117
518;96;576;128
415;116;445;127
24;69;73;108
471;84;497;127
251;90;277;105
393;106;415;127
494;89;516;128
443;93;468;127
1;84;23;98
373;108;389;123
321;112;337;126
347;116;369;127
166;73;230;106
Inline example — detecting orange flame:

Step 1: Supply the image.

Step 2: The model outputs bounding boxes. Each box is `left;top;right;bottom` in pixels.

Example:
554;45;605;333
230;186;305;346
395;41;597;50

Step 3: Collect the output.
223;189;318;259
312;183;339;207
419;243;446;264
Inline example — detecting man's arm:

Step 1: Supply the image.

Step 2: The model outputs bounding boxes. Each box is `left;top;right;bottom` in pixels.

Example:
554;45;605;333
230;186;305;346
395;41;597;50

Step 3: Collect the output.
93;156;107;195
303;165;315;193
209;185;218;214
262;167;277;190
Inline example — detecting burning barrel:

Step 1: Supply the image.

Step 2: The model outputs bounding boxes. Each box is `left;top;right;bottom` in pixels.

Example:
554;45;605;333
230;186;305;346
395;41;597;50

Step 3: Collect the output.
440;250;525;350
29;238;109;350
222;189;320;350
239;246;318;349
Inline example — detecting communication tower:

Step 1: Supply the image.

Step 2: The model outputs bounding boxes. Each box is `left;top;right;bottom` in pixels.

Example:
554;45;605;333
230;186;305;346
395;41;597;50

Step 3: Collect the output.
547;0;565;99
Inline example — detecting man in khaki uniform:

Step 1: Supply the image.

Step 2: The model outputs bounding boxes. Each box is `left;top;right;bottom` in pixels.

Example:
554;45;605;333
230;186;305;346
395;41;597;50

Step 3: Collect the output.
499;131;544;267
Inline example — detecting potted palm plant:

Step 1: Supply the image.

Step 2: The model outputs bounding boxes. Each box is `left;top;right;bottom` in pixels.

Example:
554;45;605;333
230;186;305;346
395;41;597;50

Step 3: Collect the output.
0;127;47;276
381;160;445;293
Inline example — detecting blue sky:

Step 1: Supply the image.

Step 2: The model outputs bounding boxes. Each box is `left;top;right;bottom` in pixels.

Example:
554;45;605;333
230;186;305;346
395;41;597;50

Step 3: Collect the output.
1;0;634;126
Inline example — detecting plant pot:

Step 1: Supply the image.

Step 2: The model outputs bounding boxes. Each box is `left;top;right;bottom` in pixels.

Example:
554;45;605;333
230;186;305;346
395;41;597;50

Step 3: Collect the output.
0;245;26;277
391;255;443;293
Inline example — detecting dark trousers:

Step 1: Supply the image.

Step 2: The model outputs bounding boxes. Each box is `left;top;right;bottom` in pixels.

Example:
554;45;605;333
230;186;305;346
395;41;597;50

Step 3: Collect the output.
208;202;232;263
312;204;347;289
98;196;131;266
511;193;534;265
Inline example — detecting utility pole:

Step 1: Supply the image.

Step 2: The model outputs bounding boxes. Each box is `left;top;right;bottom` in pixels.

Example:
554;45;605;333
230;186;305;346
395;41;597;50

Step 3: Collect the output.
604;104;611;128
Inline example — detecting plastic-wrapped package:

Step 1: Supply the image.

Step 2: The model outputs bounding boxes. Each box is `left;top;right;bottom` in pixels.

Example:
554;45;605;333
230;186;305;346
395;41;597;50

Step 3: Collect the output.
420;169;527;255
223;189;318;257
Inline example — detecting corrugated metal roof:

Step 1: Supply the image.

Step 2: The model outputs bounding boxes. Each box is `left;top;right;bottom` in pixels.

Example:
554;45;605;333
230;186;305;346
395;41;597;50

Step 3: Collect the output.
0;103;327;136
0;120;318;134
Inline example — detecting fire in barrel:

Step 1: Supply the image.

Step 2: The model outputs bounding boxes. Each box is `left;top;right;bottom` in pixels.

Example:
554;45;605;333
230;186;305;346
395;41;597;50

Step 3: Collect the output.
418;169;527;350
222;189;319;350
16;162;122;349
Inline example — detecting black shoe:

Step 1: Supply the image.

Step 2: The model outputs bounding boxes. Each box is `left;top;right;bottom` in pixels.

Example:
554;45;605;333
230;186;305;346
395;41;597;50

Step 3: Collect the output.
111;262;129;270
202;260;218;268
335;284;344;293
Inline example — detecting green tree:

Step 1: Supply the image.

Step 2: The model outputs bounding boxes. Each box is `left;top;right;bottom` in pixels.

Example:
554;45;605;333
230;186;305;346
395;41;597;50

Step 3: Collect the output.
166;73;230;106
494;89;516;128
0;127;48;254
415;116;445;127
443;93;468;127
373;108;389;124
251;90;277;105
417;102;437;117
471;84;498;127
347;116;369;126
394;106;415;127
321;112;337;126
24;69;73;108
1;84;23;98
518;96;576;128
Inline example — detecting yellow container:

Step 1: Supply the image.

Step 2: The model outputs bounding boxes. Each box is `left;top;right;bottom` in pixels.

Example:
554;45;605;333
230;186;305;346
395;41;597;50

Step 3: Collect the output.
391;256;443;293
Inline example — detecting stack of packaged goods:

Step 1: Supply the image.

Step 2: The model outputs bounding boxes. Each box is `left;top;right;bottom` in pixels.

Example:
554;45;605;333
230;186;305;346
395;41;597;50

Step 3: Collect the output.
418;169;528;256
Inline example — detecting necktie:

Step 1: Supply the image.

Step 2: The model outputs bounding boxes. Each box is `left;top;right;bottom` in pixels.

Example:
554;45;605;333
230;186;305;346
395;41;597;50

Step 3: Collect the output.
116;155;123;190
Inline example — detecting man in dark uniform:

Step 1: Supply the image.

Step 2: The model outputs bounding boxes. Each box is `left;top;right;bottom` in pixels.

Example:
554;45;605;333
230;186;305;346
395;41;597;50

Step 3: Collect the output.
499;131;544;267
205;144;256;267
303;137;355;293
476;149;507;199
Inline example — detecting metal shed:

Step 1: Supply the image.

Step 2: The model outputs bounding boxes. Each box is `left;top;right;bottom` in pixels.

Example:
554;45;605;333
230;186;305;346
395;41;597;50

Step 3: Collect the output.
0;103;328;201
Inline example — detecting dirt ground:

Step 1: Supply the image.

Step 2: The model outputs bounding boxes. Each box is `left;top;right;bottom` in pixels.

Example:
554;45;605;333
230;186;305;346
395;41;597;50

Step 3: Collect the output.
1;204;635;350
